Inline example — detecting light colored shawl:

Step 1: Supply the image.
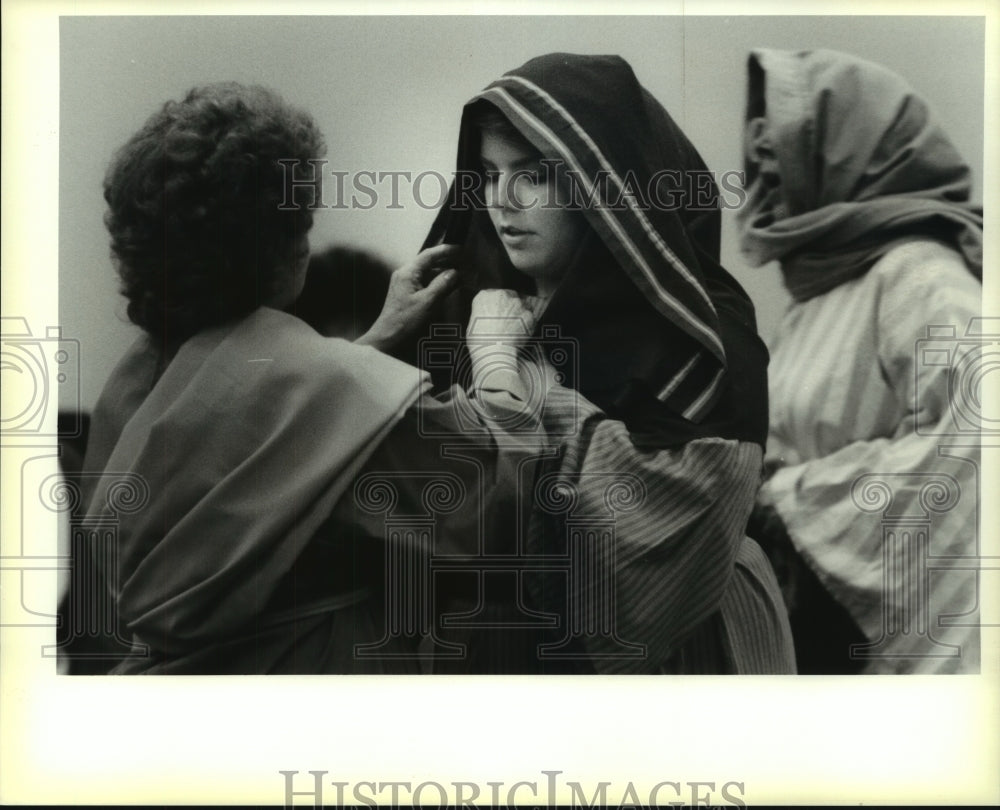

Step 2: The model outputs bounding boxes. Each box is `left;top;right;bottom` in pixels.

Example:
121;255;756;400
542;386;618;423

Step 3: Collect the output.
84;307;427;655
737;48;982;302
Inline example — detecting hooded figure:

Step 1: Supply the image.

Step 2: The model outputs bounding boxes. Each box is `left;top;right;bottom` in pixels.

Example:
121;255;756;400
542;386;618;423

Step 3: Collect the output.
426;53;770;445
422;53;795;674
738;49;981;674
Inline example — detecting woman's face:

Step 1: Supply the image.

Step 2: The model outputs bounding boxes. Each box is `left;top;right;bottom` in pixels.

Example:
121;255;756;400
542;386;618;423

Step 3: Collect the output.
479;129;587;297
744;116;787;220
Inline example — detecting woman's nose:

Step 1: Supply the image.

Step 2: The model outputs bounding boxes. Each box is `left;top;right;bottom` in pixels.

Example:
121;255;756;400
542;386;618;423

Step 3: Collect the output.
492;171;533;212
493;172;515;210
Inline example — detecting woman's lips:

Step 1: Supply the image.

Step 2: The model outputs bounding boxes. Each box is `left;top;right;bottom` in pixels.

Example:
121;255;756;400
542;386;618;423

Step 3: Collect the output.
499;225;533;246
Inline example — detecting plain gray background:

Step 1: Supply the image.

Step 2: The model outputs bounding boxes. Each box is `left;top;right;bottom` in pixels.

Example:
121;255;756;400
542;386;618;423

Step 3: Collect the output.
60;15;985;410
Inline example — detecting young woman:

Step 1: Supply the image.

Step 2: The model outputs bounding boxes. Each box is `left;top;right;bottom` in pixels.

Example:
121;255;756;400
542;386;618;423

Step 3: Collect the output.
422;53;796;673
738;49;982;674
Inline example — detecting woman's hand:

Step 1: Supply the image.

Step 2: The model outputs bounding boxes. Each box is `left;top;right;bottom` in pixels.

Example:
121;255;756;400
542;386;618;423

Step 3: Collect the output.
466;290;541;402
356;244;461;352
466;289;538;346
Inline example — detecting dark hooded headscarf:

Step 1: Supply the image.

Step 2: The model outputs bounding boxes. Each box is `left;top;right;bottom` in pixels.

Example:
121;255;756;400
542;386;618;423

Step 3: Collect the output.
423;52;767;448
737;48;983;302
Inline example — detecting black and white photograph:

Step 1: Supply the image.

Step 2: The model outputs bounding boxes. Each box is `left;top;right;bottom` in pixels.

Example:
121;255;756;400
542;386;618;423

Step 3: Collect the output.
2;1;997;805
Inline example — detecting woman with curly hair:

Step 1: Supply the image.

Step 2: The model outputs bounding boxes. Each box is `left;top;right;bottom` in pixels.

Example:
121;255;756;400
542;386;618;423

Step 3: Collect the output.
104;82;321;347
81;81;547;674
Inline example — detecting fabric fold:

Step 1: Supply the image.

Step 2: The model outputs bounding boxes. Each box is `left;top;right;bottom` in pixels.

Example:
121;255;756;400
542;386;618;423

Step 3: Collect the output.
738;48;982;302
85;307;428;655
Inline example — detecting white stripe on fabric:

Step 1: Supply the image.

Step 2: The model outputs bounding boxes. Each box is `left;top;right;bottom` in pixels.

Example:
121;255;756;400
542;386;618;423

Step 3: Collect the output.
541;417;790;672
682;365;726;421
478;86;724;360
656;351;700;401
763;242;982;672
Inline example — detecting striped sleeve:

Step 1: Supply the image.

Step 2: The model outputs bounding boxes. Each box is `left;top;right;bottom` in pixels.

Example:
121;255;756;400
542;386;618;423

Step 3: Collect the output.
537;386;786;673
718;539;797;673
761;244;982;672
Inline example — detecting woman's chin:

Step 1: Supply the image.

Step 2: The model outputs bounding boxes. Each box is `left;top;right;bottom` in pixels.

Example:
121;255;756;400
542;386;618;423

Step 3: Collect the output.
507;255;544;278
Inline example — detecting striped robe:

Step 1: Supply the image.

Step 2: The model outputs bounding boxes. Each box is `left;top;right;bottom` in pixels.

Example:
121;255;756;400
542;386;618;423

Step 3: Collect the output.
761;240;981;673
526;385;796;674
334;380;795;676
416;53;796;674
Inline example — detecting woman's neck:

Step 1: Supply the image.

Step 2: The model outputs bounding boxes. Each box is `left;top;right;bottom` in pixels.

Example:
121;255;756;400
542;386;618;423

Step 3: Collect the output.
534;278;559;301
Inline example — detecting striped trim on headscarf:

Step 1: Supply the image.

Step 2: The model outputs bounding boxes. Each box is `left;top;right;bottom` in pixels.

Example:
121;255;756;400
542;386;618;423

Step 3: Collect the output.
473;77;727;422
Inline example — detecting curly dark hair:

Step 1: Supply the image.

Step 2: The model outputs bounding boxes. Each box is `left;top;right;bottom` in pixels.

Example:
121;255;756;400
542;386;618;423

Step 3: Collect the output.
103;82;326;343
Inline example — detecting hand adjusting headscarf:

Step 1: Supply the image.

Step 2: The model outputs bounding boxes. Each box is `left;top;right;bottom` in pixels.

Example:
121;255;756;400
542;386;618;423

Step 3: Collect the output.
425;53;768;448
